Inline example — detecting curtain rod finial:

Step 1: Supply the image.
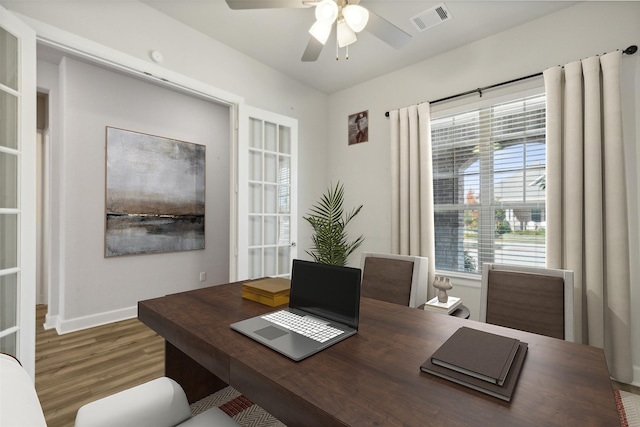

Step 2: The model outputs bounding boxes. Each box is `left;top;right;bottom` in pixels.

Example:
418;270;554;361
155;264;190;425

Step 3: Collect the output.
623;45;637;55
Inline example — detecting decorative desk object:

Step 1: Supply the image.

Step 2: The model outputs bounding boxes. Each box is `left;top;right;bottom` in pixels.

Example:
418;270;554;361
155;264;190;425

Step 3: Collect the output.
424;275;462;314
433;275;452;302
242;277;291;307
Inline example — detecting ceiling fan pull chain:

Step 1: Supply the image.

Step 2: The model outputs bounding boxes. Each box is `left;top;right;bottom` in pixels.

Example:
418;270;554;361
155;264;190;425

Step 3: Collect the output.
346;44;349;60
336;34;339;60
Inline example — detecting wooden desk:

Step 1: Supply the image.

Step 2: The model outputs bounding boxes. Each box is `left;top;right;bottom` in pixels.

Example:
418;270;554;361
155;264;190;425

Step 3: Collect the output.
138;282;619;427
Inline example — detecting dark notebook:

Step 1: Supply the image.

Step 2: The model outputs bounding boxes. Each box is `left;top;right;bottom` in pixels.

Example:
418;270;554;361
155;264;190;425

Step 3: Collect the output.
430;327;520;385
421;340;528;402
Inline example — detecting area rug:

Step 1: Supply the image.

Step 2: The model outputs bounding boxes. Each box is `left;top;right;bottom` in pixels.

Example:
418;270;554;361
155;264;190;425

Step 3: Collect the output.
190;386;285;427
193;386;639;426
616;389;640;427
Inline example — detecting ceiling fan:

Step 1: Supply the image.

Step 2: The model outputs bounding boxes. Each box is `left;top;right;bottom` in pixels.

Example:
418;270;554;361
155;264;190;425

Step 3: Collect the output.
224;0;412;61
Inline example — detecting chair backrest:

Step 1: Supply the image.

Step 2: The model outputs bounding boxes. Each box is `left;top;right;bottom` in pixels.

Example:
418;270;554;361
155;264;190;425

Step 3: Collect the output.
479;263;574;341
360;252;428;308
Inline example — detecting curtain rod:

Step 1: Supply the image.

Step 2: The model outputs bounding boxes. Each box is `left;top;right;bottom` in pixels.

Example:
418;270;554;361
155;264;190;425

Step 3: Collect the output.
384;44;638;118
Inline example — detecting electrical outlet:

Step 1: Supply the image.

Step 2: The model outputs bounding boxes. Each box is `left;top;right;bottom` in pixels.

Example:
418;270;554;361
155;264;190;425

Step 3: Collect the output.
199;272;206;282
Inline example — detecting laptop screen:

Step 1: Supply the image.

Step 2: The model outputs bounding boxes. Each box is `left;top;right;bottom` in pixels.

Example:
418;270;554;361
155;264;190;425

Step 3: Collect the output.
289;260;362;330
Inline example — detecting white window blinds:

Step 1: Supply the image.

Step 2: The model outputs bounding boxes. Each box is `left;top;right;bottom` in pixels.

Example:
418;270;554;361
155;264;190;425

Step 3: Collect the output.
431;93;546;274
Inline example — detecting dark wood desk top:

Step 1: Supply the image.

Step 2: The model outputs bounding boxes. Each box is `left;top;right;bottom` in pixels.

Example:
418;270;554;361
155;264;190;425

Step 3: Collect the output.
139;282;618;427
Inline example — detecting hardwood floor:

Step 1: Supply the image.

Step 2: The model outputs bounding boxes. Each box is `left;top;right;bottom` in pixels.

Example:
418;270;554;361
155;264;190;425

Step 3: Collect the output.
613;379;640;395
35;305;164;427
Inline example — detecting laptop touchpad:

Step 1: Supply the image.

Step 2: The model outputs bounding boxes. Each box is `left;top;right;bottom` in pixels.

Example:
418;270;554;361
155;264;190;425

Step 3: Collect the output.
255;326;288;340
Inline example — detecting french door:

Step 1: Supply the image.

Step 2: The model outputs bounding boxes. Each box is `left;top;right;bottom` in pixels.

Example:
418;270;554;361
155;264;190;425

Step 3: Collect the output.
0;6;37;379
236;105;297;280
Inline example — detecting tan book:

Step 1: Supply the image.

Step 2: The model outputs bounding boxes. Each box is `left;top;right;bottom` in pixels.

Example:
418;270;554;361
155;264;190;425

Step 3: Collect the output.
429;327;520;386
421;340;528;402
242;277;291;307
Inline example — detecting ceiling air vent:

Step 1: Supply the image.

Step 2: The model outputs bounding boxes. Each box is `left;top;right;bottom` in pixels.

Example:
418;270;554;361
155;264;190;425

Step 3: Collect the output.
410;3;452;33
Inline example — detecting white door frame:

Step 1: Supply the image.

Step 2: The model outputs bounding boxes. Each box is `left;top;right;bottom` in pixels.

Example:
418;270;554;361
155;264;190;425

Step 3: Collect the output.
0;6;37;380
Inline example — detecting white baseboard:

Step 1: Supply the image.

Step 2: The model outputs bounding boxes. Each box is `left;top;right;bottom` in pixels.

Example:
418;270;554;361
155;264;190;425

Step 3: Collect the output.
43;313;58;331
55;306;138;335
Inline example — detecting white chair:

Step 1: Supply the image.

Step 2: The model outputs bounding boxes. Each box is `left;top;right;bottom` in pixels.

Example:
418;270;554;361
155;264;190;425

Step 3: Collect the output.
479;263;574;341
0;353;47;427
74;377;239;427
360;252;429;308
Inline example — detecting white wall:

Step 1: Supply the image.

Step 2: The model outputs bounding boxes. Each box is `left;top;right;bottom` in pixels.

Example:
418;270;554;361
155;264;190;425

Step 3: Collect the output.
326;1;640;383
4;1;329;239
38;55;233;329
3;1;329;331
328;1;640;262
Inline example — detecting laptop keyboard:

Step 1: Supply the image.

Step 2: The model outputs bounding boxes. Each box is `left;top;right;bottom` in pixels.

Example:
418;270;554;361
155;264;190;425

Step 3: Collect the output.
262;310;344;343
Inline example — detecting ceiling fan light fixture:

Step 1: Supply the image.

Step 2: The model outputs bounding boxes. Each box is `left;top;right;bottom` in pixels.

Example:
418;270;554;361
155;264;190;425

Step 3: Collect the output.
309;20;332;45
342;4;369;33
337;19;357;47
315;0;338;23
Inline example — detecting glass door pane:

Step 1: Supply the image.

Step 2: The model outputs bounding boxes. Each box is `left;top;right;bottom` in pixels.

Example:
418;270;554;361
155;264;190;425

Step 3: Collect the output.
0;215;18;269
0;90;18;149
0;26;18;91
0;151;18;207
0;274;17;332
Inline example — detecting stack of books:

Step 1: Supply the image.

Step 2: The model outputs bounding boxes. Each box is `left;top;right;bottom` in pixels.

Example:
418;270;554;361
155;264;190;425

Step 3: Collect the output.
423;296;462;314
242;277;291;307
420;327;528;401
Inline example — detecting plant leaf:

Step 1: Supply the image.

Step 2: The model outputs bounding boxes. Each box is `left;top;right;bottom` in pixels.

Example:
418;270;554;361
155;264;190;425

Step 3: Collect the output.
303;181;364;266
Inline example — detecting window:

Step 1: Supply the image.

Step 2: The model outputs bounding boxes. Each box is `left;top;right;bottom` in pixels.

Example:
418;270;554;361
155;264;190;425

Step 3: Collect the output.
431;93;546;274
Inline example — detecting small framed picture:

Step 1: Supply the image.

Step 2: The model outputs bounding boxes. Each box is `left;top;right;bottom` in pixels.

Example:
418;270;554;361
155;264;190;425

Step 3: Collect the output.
348;110;368;145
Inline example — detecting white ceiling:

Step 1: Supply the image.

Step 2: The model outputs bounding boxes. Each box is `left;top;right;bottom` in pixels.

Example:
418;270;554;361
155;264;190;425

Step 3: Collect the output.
143;1;577;94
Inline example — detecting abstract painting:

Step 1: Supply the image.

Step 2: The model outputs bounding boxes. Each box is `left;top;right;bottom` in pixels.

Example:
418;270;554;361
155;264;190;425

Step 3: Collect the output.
105;127;205;257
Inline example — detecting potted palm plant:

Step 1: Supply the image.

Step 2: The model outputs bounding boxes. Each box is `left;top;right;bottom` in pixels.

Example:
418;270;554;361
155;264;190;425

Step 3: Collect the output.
304;181;364;266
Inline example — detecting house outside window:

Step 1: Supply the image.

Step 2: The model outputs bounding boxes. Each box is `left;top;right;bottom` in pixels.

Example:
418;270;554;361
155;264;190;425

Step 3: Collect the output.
431;92;546;274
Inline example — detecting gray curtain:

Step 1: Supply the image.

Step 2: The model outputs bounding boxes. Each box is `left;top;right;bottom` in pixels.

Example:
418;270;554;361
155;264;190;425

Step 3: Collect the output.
389;104;436;299
544;50;632;382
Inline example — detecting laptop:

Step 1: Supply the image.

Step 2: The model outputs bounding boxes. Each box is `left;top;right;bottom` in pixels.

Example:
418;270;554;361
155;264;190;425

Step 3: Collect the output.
230;259;362;361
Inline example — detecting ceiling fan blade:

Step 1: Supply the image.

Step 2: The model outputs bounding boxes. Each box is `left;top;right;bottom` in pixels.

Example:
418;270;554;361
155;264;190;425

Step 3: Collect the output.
365;10;411;50
301;36;324;62
225;0;312;10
